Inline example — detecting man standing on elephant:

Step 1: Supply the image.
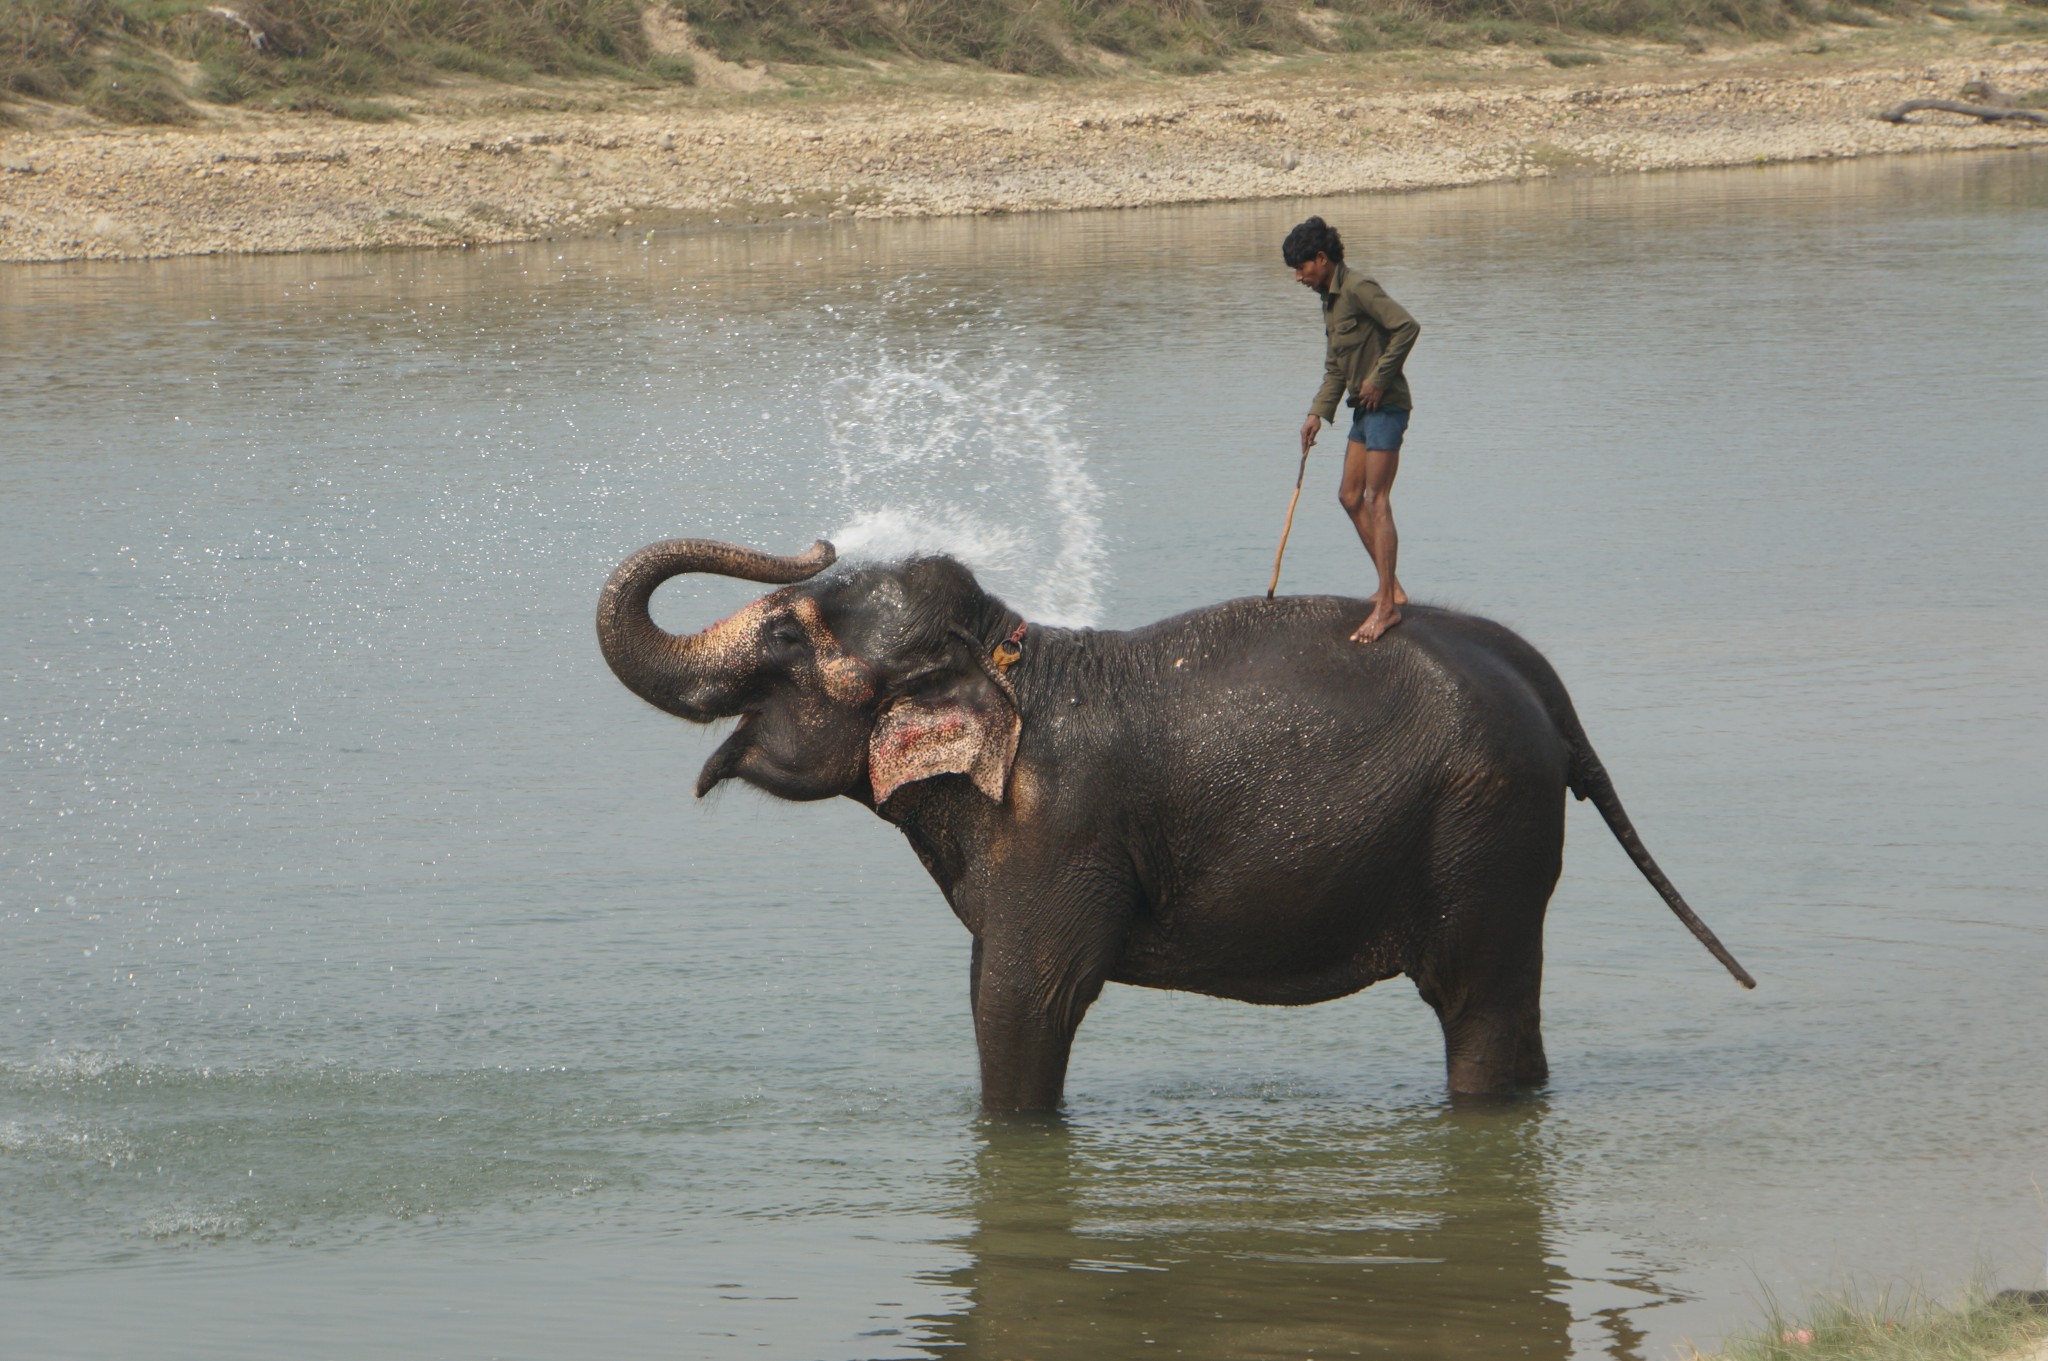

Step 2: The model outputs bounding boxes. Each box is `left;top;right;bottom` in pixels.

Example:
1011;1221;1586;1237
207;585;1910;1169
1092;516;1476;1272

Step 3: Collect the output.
1284;216;1421;645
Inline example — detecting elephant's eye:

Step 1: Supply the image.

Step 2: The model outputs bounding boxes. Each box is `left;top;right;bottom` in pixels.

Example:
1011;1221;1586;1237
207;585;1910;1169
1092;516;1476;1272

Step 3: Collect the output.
767;620;807;652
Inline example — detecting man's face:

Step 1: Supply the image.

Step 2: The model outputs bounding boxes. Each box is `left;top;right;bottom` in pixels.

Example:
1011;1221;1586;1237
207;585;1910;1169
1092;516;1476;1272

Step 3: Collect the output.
1293;252;1334;293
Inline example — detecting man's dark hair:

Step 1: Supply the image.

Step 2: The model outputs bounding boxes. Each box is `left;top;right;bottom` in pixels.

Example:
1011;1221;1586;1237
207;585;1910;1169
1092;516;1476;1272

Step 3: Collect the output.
1281;216;1345;268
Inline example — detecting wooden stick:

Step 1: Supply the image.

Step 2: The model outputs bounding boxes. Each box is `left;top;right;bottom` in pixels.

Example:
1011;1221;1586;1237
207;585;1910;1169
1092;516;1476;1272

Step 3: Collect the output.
1267;443;1313;599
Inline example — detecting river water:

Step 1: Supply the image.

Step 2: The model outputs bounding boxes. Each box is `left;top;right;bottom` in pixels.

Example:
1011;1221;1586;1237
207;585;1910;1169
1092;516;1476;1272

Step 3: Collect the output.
3;150;2045;1360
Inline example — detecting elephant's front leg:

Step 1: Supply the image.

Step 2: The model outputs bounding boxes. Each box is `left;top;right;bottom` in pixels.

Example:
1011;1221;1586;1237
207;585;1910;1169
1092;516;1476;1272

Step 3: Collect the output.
967;894;1129;1114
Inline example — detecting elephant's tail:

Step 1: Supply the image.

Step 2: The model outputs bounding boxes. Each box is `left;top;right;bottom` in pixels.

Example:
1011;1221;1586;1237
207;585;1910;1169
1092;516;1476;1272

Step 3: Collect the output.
1567;739;1758;990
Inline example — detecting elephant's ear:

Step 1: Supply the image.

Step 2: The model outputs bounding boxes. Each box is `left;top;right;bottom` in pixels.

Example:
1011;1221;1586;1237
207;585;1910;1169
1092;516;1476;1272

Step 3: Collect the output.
869;654;1020;806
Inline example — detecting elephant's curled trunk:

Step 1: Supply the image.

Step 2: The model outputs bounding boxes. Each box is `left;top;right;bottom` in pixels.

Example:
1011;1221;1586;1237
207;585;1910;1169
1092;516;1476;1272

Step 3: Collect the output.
596;538;836;718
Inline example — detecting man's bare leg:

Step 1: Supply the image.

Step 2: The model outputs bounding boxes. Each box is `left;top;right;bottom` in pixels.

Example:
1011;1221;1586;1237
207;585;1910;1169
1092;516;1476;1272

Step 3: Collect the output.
1338;439;1405;643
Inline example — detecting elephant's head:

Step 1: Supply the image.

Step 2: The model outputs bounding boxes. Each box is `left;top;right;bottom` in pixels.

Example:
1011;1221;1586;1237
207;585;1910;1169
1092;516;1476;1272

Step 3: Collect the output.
596;538;1022;807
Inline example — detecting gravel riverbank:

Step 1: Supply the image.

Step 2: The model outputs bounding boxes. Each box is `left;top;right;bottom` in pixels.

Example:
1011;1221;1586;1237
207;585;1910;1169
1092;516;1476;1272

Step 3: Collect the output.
2;31;2044;263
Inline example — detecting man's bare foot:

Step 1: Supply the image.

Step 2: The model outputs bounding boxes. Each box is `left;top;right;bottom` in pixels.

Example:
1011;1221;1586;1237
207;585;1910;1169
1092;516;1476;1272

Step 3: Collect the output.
1391;582;1409;607
1351;601;1403;644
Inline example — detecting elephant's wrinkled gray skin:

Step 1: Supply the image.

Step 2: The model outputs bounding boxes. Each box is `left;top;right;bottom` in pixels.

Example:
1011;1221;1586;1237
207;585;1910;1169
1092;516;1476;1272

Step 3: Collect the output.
597;538;1754;1113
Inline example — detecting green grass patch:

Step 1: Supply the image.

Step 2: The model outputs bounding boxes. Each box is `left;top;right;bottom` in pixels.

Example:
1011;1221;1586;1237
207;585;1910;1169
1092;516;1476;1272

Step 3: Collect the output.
84;62;189;122
2;0;121;99
2;0;695;122
1713;1286;2048;1361
258;87;409;120
412;39;537;82
1150;47;1230;72
646;51;696;81
669;0;1833;70
674;0;904;65
5;0;2038;125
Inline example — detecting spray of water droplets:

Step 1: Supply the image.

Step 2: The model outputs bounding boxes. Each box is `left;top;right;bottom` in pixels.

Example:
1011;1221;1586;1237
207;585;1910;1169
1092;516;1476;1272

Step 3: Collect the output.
818;345;1106;627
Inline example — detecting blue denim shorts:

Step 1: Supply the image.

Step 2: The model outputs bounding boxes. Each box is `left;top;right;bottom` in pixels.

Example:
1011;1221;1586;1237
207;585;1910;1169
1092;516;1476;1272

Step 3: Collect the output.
1347;405;1410;452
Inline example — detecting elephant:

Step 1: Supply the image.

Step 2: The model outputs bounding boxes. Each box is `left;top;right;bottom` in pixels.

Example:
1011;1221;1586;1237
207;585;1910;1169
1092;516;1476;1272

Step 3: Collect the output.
596;537;1754;1112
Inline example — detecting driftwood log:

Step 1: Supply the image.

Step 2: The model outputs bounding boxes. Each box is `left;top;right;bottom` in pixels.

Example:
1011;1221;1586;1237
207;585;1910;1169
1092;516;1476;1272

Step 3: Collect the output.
1878;98;2048;125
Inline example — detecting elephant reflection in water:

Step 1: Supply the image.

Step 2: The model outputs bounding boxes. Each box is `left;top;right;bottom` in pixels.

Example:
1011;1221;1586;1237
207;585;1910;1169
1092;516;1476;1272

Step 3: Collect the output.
911;1104;1665;1361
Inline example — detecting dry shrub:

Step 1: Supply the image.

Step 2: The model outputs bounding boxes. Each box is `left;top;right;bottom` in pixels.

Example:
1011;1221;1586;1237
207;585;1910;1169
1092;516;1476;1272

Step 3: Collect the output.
1;0;1939;123
157;0;697;116
8;0;700;121
1403;0;1806;34
1;0;123;98
902;0;1071;72
253;0;656;79
158;0;677;101
84;63;191;120
675;0;906;61
676;0;1312;69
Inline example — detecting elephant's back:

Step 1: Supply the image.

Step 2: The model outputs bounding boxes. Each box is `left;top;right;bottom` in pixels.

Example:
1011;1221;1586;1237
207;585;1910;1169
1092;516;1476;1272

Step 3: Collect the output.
1104;597;1574;1002
1121;594;1563;733
1051;590;1577;821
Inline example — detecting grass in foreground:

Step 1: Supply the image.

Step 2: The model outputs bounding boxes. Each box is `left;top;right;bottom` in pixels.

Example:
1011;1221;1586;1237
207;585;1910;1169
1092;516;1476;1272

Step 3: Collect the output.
1712;1285;2048;1361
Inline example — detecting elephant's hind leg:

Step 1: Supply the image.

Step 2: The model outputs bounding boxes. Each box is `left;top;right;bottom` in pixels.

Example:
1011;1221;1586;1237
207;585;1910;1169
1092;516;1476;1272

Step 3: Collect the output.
1419;960;1549;1097
1411;803;1560;1097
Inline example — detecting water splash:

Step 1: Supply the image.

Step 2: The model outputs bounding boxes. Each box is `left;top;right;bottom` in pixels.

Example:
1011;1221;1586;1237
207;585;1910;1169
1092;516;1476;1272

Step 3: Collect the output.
138;1207;255;1241
821;347;1106;627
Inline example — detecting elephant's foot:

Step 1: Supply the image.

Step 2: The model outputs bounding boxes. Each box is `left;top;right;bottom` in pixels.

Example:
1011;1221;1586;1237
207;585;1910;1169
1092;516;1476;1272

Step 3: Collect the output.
1445;1023;1549;1097
1447;1054;1549;1098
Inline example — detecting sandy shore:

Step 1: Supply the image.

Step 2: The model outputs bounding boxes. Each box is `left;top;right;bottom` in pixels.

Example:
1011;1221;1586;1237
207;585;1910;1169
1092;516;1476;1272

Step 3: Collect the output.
1;28;2044;263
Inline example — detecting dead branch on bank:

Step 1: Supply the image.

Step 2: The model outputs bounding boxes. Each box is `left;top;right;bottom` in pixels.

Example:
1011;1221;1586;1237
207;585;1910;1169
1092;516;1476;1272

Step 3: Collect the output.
1877;98;2048;125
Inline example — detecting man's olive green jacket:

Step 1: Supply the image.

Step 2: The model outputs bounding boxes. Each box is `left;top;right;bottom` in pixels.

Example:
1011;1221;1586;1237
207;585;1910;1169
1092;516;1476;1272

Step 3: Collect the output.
1313;262;1420;421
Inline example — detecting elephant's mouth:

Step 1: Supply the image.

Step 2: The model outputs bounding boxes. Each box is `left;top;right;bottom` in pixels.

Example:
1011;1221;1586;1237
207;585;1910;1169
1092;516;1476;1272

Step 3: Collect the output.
695;711;757;798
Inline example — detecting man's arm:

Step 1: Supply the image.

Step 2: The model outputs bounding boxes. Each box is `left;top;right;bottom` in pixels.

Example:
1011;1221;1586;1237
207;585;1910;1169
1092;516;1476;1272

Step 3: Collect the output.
1311;343;1346;424
1303;314;1345;451
1357;281;1420;401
